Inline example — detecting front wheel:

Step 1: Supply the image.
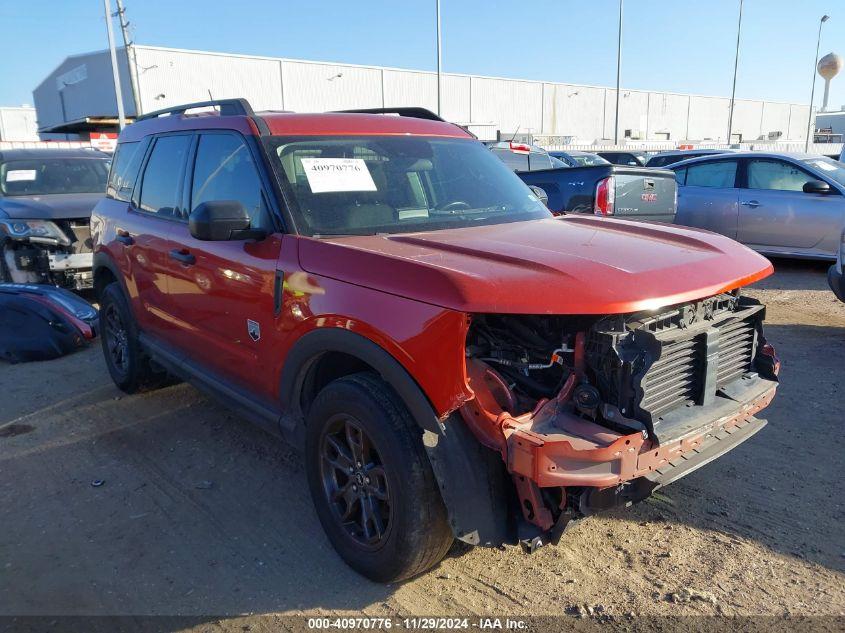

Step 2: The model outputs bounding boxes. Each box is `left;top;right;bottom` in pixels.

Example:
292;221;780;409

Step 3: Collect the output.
99;282;169;393
305;373;454;582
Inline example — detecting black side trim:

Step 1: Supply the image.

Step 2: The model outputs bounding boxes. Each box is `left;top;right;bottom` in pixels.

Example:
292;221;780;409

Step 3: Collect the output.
138;333;285;440
273;271;284;316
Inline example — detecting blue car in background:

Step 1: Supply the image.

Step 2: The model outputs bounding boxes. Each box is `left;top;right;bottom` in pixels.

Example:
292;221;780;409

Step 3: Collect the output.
670;152;845;260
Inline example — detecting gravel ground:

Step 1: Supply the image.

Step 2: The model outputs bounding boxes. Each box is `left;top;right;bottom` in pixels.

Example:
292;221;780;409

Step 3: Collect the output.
1;258;843;628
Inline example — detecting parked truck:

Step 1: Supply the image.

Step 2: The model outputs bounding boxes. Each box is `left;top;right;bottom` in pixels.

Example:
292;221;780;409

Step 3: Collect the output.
488;141;677;222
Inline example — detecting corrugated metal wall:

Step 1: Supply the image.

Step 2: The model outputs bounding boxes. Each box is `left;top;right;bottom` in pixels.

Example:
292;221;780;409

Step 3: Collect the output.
33;50;136;130
32;45;813;143
135;48;283;114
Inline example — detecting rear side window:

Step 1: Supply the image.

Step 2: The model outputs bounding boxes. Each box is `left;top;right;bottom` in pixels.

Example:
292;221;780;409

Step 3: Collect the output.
684;160;738;188
746;159;810;192
674;168;687;185
190;133;271;230
493;148;528;172
527;152;553;171
107;139;148;201
138;135;191;217
647;155;676;167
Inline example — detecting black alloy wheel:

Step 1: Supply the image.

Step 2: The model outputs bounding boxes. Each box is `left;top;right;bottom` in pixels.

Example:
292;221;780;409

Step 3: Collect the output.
319;414;393;549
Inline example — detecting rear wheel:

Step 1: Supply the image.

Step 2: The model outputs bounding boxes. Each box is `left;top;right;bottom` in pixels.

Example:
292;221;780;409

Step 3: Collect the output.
99;282;169;393
305;373;453;582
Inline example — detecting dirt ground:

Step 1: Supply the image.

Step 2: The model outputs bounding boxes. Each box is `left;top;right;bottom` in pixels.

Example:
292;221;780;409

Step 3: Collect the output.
1;258;844;627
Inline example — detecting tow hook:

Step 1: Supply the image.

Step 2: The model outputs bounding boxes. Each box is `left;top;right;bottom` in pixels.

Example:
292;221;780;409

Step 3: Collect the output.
520;536;544;554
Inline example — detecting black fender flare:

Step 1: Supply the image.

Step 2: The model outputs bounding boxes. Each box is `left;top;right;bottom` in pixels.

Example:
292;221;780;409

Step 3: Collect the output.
92;251;131;301
279;327;444;436
280;327;513;546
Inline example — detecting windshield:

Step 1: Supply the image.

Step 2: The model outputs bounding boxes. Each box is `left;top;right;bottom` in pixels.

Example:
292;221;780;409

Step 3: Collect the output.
802;157;845;187
267;136;551;236
0;157;109;196
571;154;610;166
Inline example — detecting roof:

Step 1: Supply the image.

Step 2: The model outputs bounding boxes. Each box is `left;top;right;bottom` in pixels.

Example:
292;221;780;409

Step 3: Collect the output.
552;150;599;157
652;149;730;157
119;110;472;143
0;148;110;161
259;112;472;138
667;151;827;168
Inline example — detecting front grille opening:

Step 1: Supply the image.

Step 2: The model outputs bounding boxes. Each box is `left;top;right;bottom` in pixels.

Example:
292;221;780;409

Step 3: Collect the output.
640;336;704;419
716;316;756;387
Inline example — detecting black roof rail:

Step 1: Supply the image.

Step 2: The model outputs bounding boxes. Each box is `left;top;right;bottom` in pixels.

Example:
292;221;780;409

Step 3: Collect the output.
334;107;445;122
135;98;256;122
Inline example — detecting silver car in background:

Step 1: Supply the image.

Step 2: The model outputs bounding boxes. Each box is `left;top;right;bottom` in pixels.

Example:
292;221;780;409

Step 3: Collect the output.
670;152;845;260
829;227;845;302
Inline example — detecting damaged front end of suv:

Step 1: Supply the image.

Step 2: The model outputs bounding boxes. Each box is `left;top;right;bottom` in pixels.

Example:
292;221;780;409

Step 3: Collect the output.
0;149;110;291
460;291;779;550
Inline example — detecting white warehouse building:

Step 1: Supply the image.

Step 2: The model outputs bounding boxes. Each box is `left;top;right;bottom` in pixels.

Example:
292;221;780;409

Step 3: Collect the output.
0;106;39;142
33;45;811;143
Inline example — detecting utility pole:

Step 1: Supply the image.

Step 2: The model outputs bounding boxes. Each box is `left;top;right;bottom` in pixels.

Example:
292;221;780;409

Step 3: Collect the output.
115;0;142;117
727;0;744;144
436;0;442;116
806;15;830;152
103;0;126;130
614;0;623;144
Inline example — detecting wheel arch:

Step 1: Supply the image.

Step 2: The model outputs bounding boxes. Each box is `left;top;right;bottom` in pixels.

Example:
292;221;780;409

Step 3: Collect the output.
280;327;513;547
93;251;128;302
280;327;444;437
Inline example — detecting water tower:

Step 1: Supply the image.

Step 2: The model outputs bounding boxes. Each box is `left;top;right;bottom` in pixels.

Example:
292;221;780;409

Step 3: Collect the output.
817;52;843;111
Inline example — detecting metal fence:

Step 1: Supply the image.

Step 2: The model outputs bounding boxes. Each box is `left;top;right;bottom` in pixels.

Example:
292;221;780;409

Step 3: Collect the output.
0;141;93;150
534;138;844;157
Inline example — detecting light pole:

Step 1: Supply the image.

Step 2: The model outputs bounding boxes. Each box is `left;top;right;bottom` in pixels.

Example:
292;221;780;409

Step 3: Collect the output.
614;0;623;145
806;14;830;152
103;0;126;130
727;0;744;144
436;0;442;116
115;0;142;117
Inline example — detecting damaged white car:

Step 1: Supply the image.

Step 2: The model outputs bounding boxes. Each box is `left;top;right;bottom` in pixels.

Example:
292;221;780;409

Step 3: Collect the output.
0;148;110;290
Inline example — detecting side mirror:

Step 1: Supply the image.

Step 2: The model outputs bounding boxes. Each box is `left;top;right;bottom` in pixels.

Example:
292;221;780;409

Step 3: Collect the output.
803;180;831;194
529;185;549;206
188;201;265;241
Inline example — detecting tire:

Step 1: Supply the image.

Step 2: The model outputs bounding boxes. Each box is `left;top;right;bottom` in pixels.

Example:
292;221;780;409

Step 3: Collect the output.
0;241;15;283
305;372;454;582
99;282;168;393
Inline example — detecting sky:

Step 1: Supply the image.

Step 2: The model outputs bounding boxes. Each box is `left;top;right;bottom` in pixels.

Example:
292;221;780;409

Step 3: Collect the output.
1;0;843;110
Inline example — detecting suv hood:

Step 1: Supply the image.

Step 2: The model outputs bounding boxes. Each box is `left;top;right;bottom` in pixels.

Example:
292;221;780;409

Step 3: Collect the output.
298;216;773;314
0;193;103;220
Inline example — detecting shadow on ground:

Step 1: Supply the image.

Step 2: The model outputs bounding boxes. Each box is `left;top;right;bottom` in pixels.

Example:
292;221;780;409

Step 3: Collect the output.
604;321;845;577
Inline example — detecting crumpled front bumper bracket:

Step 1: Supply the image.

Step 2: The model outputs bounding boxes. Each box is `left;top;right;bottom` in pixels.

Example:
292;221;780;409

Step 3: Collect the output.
459;358;777;533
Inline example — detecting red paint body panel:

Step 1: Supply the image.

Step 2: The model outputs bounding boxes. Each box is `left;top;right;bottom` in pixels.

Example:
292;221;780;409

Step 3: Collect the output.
119;111;470;144
299;216;773;315
260;112;472;138
268;242;471;414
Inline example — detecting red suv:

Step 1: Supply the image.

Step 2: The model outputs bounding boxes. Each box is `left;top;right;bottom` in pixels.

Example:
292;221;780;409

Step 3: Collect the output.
92;99;779;582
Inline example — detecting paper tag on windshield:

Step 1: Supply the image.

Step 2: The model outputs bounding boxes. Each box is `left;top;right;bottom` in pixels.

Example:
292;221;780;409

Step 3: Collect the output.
301;158;377;193
6;170;37;182
815;161;836;172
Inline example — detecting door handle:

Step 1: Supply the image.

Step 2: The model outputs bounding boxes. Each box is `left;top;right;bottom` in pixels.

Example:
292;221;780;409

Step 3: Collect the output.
169;249;196;265
740;200;760;208
116;230;134;246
